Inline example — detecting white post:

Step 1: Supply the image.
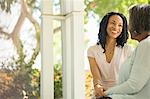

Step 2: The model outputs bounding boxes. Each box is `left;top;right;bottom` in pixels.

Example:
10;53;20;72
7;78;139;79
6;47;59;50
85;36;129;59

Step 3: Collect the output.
41;0;53;99
61;0;85;99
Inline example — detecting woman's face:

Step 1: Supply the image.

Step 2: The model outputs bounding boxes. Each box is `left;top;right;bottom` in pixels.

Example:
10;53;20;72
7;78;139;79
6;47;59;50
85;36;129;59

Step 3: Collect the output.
106;15;123;39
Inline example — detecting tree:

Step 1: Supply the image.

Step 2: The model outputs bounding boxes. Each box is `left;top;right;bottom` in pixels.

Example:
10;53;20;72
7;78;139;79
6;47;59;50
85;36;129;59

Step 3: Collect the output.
0;0;40;64
0;0;40;98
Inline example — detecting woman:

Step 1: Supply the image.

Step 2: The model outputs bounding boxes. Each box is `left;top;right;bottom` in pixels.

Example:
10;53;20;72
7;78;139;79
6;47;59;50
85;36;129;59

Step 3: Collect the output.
104;4;150;99
87;12;133;98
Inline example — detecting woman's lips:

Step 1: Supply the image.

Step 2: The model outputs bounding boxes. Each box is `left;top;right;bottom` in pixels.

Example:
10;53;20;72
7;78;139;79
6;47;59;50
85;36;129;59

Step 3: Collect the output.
111;31;118;34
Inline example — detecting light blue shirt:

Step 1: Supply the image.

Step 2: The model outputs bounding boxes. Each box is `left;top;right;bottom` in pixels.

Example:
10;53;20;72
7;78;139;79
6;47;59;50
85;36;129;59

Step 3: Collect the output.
105;36;150;99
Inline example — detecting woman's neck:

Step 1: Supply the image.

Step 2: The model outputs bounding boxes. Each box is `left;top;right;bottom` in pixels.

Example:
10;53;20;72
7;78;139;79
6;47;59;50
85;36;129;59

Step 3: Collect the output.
106;36;116;47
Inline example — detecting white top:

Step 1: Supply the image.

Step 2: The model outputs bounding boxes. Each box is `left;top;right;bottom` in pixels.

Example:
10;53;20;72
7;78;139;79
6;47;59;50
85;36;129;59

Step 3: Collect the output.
105;36;150;99
87;44;133;89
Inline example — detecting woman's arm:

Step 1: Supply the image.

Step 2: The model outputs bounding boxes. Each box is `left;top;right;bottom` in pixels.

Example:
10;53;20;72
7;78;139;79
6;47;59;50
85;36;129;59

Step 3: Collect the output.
88;57;105;97
105;41;150;95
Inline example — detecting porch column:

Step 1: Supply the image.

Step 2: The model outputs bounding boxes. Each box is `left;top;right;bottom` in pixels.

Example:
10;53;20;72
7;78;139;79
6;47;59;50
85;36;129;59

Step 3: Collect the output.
41;0;53;99
61;0;85;99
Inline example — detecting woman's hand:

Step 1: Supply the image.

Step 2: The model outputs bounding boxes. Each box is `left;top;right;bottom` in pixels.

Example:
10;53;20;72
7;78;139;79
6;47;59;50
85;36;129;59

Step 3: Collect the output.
94;84;106;98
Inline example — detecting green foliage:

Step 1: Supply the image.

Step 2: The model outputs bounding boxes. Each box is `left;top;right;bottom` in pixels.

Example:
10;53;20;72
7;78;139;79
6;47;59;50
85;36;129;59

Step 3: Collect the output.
85;0;150;20
128;38;139;48
0;48;40;98
13;42;40;98
0;59;40;99
54;63;63;99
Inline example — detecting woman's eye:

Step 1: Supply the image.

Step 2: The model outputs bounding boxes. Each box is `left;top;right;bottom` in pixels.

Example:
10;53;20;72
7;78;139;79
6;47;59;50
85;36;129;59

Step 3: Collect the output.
110;22;115;25
119;24;123;27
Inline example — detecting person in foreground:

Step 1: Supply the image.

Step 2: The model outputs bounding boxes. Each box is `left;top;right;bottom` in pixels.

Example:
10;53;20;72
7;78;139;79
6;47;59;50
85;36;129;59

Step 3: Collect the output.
87;12;133;98
103;4;150;99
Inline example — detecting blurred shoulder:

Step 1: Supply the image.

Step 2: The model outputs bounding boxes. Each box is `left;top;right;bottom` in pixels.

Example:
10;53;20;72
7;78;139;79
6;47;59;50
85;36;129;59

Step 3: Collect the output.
123;43;134;52
138;36;150;48
87;44;103;57
87;44;101;51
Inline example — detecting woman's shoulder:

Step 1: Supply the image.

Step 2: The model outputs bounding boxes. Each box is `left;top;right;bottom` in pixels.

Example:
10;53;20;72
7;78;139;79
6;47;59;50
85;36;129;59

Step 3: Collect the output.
117;43;134;52
87;44;101;51
123;43;134;51
87;44;100;57
87;44;103;55
117;43;134;57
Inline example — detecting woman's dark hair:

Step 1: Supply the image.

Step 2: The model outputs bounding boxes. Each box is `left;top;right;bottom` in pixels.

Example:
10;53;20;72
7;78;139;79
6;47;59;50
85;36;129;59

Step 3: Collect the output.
129;4;150;34
97;12;128;53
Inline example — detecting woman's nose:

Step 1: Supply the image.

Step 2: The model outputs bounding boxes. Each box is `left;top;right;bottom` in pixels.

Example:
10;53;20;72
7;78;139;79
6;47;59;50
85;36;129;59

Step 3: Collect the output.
112;25;118;30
